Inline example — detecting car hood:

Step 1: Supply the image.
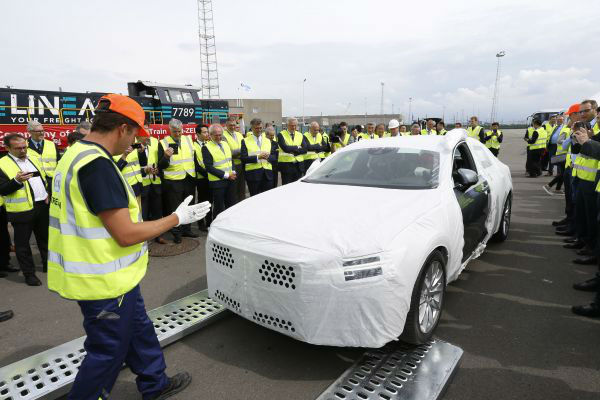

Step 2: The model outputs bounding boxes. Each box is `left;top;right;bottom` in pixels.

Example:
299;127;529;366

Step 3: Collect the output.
210;181;442;258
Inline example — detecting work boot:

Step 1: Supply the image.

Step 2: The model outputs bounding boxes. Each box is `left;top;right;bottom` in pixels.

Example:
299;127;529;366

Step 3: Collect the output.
573;277;600;292
552;218;568;227
572;303;600;318
573;256;597;265
149;372;192;400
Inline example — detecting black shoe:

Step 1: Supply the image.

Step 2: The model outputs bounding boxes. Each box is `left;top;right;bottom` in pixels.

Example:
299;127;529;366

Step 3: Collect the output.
556;229;576;237
0;264;19;273
0;310;13;322
25;274;42;286
573;277;600;292
0;271;7;278
572;303;600;318
149;372;192;400
573;256;597;265
564;241;585;249
181;231;199;238
553;218;568;226
564;237;579;244
577;248;595;256
173;236;182;244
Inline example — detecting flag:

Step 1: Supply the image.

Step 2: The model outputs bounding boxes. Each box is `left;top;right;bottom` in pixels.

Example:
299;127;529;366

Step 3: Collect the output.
240;82;252;92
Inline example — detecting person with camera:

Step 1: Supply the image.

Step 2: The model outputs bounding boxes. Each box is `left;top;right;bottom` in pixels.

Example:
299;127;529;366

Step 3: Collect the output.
482;122;503;157
202;124;237;219
524;119;547;177
158;119;199;243
241;118;278;196
0;134;49;286
329;123;351;153
277;117;307;184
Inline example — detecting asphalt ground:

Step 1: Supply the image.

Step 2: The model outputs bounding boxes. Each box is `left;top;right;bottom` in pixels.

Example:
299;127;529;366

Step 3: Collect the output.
1;129;599;399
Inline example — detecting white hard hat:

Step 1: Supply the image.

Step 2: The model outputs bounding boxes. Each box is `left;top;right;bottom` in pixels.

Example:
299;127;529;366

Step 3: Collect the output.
388;119;400;129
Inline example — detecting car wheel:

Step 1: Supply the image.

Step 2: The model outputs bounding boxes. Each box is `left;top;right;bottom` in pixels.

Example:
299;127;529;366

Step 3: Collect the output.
401;250;446;345
492;195;511;242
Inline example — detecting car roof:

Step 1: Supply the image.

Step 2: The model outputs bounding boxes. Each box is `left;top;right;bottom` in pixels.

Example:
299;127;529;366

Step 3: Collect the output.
342;129;468;155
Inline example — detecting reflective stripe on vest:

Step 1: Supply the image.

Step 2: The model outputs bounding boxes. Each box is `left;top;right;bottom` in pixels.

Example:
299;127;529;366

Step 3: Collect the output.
573;153;599;182
278;130;304;163
303;132;323;160
27;139;57;178
205;141;233;181
47;142;147;300
223;130;243;165
244;134;272;172
0;155;46;213
160;136;196;180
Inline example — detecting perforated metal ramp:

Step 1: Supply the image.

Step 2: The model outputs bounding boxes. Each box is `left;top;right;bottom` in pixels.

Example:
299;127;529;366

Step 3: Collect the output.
316;339;463;400
0;290;228;400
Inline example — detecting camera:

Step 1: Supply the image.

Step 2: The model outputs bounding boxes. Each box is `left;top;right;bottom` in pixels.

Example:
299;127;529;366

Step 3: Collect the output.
132;143;143;149
329;123;343;144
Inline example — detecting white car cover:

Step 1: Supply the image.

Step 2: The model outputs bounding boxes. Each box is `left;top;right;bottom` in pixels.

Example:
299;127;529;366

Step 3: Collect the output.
207;129;512;347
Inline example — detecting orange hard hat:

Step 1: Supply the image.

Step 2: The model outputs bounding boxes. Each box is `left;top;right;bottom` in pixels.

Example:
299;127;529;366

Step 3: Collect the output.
97;93;149;136
566;103;580;115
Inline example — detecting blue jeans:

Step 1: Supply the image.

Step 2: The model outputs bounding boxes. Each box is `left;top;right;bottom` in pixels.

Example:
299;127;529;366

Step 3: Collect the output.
68;285;168;400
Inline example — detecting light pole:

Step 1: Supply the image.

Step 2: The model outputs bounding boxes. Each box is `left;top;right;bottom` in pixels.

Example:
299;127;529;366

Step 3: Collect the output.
302;78;307;132
380;82;384;115
490;51;506;125
408;97;412;124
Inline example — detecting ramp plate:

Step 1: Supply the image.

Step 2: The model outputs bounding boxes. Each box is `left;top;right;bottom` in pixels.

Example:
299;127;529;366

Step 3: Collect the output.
316;339;463;400
0;290;227;400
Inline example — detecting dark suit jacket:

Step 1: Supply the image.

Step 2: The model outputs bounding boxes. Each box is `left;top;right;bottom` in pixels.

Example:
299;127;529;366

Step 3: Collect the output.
240;137;277;182
202;144;231;189
0;154;47;223
277;133;307;174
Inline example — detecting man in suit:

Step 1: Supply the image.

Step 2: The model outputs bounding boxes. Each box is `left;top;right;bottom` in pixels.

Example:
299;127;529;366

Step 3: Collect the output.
277;117;307;184
26;120;60;189
241;118;278;196
202;125;237;221
0;134;49;286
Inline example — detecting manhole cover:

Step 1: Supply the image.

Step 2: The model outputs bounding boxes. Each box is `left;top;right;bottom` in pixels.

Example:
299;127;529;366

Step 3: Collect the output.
149;237;200;257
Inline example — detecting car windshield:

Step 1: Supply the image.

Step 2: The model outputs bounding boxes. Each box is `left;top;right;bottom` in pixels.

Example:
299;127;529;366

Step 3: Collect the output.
304;147;440;189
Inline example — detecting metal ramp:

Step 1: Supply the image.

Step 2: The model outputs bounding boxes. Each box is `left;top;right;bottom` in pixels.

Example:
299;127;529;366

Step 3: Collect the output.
0;290;228;400
315;339;463;400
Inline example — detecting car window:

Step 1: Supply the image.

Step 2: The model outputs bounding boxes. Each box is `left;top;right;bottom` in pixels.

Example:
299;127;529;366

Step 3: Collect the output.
471;144;493;169
304;147;440;189
452;142;478;181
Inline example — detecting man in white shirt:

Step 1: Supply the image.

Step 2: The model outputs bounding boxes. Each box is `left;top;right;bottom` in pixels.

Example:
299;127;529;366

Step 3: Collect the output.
0;134;49;286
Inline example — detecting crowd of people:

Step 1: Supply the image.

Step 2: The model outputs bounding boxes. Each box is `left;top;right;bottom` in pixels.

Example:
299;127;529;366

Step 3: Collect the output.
537;99;600;318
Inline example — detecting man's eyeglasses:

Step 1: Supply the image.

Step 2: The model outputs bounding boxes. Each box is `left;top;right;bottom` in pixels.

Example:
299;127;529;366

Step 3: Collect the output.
29;130;45;134
579;109;592;114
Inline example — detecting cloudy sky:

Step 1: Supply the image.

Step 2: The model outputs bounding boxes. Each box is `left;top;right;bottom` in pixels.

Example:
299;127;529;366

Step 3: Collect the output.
2;0;599;123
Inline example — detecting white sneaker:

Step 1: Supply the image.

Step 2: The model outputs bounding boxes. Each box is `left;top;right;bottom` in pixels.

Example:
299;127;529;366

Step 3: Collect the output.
542;184;553;196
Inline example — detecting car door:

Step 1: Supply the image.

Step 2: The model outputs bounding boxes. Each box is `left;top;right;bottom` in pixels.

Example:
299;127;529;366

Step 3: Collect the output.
452;142;490;262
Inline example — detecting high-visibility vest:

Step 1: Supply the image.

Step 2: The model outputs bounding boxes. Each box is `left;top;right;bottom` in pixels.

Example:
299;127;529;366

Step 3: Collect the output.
332;133;350;151
0;155;46;213
304;132;323;160
142;136;161;186
400;131;411;137
437;129;448;136
205;140;233;181
544;123;555;141
160;135;196;180
243;134;272;172
47;141;148;300
383;131;391;137
358;133;370;140
193;141;207;179
223;129;244;166
421;129;436;135
556;127;571;157
27;139;57;178
485;130;502;150
113;151;142;188
321;132;331;158
573;153;599;182
526;127;547;150
466;126;482;139
278;130;304;163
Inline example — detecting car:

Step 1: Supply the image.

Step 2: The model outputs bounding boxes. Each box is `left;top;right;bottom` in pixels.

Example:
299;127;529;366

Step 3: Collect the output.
206;129;513;348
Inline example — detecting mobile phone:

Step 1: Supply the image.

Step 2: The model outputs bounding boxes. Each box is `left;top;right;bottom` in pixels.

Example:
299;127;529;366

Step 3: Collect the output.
169;143;179;154
29;171;41;177
132;143;142;149
574;121;590;131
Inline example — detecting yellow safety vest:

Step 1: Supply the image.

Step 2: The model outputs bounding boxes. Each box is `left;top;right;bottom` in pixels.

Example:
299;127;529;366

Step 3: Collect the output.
527;127;547;150
205;141;233;181
544;123;555;142
0;155;47;213
437;129;448;136
223;130;244;166
142;136;161;186
466;126;482;139
160;135;196;180
278;130;304;163
556;127;571;157
421;129;436;135
332;133;350;152
485;130;502;150
47;141;148;300
573;153;599;182
400;131;411;137
113;151;142;188
243;134;272;172
193;141;207;179
359;133;371;140
321;132;331;158
303;132;323;160
27;139;57;178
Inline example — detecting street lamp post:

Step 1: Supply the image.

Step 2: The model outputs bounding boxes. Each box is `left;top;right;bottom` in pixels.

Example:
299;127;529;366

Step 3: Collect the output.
490;51;506;125
302;78;306;132
408;97;412;124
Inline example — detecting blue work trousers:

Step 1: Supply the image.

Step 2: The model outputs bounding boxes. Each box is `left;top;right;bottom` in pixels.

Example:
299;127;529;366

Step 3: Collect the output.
68;285;168;400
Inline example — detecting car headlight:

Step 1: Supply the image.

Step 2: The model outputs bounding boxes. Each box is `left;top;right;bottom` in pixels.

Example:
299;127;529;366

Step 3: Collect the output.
342;255;382;281
342;256;380;267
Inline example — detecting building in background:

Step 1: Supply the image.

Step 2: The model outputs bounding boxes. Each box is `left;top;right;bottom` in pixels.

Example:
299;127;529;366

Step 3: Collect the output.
225;99;282;131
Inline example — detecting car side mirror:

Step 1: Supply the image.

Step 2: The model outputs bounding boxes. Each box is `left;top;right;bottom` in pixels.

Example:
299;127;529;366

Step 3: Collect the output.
305;158;321;176
455;168;478;189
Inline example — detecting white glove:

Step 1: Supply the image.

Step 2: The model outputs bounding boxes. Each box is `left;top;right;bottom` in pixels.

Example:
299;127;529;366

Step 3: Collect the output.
173;196;211;226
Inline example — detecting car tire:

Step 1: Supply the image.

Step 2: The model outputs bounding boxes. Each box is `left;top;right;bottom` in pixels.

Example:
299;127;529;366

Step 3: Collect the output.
400;250;446;345
492;195;511;242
